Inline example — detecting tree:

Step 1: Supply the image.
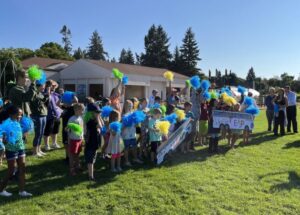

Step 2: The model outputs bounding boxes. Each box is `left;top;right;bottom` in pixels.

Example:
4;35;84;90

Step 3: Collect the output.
111;57;116;63
35;42;73;60
208;70;212;80
170;46;182;72
86;30;108;60
135;53;141;65
141;24;172;68
179;27;201;76
15;48;35;60
228;72;238;86
280;72;294;87
246;67;256;88
73;47;85;60
60;25;72;54
119;48;135;64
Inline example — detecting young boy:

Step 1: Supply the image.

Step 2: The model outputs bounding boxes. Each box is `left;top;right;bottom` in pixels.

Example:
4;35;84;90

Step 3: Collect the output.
85;103;103;180
148;108;162;162
67;103;84;176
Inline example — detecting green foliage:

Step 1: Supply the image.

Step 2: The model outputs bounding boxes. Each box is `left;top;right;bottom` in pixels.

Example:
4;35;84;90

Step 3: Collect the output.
119;48;134;64
141;24;172;68
60;25;72;54
86;30;108;60
179;27;201;76
246;67;256;88
35;42;73;60
73;47;85;60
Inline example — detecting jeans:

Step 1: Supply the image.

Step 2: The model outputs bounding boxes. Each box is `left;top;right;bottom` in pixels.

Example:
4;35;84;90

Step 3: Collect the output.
32;115;47;147
286;105;298;132
266;109;274;131
274;110;285;136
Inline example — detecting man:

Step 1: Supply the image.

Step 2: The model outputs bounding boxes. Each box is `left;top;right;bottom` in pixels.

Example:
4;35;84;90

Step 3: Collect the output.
285;86;298;133
148;89;158;107
264;87;276;131
8;69;35;116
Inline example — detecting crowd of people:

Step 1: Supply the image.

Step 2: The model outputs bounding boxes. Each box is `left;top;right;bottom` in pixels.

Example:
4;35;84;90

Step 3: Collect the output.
0;68;282;198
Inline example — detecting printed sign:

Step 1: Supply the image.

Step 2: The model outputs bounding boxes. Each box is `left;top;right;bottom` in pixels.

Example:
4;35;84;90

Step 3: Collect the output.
156;118;192;165
212;110;254;130
77;84;86;100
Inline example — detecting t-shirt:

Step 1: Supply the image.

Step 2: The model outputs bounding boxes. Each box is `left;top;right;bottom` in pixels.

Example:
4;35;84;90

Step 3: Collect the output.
5;130;25;152
68;115;84;140
200;103;209;120
148;118;162;142
185;111;195;119
85;119;101;150
122;113;137;140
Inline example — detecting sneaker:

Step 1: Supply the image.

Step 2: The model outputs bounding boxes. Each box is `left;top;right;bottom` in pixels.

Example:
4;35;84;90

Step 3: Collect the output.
52;143;61;149
19;191;32;197
117;167;123;172
45;145;51;151
0;190;12;197
133;159;143;164
35;153;43;158
124;162;132;167
39;151;47;156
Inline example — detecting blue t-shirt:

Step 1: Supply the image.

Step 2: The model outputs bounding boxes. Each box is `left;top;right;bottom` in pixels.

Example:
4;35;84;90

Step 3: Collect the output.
148;118;162;142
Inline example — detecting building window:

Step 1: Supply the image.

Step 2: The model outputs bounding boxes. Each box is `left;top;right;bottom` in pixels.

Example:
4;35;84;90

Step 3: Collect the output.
89;84;103;100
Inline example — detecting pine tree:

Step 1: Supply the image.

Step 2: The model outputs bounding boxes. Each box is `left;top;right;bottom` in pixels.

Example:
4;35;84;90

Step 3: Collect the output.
60;25;72;54
119;48;135;64
119;48;127;63
73;47;84;60
170;46;182;72
179;27;200;76
86;30;108;60
111;57;116;63
141;24;171;68
246;67;256;88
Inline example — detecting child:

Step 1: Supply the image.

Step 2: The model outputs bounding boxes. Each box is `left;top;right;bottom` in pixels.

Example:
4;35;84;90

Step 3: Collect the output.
67;103;84;176
106;110;123;172
207;98;220;153
148;108;162;162
0;106;32;197
122;100;143;166
229;103;242;148
138;98;150;158
84;103;103;180
183;102;195;152
198;100;209;146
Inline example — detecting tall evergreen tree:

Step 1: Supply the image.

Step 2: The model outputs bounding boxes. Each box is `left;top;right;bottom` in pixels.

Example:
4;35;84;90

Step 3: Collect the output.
119;48;135;64
170;46;182;72
141;24;171;68
246;67;256;88
111;57;116;63
73;47;85;60
60;25;72;54
86;30;107;60
179;27;200;76
119;48;127;63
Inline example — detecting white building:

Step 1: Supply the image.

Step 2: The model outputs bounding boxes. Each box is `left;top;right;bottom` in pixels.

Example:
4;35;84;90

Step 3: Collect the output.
22;57;189;101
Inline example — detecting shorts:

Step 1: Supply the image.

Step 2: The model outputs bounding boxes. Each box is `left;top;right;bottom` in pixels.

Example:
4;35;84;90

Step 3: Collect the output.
44;118;61;136
69;139;83;154
111;153;121;159
124;138;137;149
150;141;161;153
199;120;208;135
84;149;97;164
6;150;26;161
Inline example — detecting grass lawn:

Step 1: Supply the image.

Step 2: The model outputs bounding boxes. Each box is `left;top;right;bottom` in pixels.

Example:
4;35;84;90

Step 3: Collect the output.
0;109;300;214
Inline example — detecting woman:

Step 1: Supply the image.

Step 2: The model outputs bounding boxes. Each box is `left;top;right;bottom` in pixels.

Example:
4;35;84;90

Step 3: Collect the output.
30;82;50;156
273;88;288;136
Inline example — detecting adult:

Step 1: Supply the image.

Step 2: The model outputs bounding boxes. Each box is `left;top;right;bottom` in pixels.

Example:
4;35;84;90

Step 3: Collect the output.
8;69;35;116
285;86;298;133
273;88;288;136
30;82;50;156
148;89;158;108
44;80;63;150
110;79;125;113
265;87;276;131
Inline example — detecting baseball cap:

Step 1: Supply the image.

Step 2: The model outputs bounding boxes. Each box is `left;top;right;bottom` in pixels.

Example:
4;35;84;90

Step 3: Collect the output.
87;103;101;113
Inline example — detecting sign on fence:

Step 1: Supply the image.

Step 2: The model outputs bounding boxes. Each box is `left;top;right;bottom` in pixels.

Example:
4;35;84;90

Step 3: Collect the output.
156;118;192;165
212;110;254;130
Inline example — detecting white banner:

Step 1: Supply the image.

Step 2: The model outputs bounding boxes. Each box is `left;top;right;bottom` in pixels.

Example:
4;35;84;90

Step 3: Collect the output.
156;118;192;165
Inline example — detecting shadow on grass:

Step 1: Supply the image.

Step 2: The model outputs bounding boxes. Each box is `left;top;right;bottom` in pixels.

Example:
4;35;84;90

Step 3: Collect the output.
282;140;300;149
0;156;116;205
259;171;300;192
236;131;278;148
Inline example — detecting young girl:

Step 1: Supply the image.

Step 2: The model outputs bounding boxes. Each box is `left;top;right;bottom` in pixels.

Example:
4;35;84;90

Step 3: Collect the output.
198;99;209;146
85;103;103;180
0;106;32;197
122;100;143;166
207;98;220;153
182;102;195;152
148;108;163;162
110;80;125;114
106;110;123;172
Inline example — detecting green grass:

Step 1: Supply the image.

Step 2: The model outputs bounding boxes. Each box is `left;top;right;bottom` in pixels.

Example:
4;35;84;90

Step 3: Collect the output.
1;110;300;214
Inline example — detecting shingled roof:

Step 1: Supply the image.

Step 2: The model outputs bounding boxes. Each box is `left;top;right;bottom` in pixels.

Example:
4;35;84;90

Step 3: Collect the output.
22;57;73;70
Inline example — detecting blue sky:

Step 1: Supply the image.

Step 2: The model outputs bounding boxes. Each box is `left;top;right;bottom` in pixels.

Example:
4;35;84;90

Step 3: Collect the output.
1;0;300;79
